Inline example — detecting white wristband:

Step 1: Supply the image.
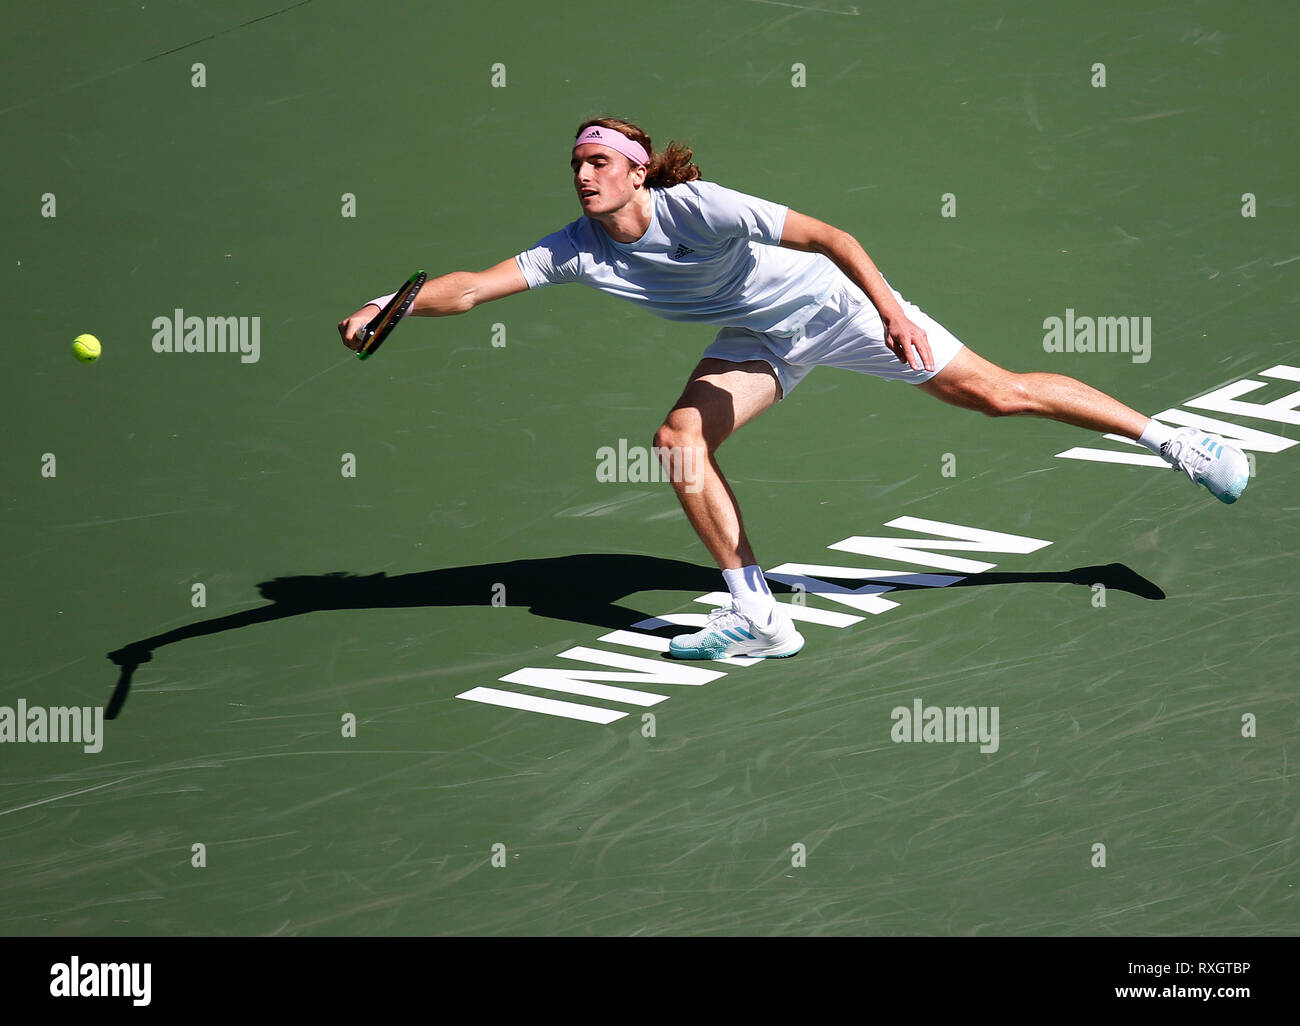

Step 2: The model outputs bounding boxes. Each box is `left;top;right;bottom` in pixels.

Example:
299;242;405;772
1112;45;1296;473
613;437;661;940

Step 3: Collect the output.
367;292;397;311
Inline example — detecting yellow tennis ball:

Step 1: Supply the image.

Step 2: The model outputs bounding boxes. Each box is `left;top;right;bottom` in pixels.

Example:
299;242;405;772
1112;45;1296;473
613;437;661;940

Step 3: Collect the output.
72;334;101;363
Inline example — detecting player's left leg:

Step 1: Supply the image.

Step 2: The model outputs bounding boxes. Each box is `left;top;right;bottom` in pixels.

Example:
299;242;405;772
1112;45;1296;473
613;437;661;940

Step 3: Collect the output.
915;346;1251;503
915;346;1148;436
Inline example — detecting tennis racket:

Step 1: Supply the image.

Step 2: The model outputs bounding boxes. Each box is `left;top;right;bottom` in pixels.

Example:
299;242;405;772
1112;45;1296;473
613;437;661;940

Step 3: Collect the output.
354;270;427;360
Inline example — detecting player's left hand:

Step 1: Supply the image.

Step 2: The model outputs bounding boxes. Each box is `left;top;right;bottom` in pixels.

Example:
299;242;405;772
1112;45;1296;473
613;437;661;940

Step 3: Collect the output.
882;313;934;372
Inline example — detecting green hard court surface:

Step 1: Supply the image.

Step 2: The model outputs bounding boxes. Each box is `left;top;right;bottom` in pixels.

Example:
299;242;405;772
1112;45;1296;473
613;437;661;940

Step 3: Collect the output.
1;0;1296;936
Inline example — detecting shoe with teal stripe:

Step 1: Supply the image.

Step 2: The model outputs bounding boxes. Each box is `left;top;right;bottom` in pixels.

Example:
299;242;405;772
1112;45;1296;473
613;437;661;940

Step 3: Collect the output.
1160;426;1250;504
669;603;805;660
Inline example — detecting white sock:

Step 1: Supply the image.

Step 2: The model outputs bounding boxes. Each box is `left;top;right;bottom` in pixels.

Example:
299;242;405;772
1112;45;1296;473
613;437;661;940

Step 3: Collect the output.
722;565;776;625
1137;419;1175;458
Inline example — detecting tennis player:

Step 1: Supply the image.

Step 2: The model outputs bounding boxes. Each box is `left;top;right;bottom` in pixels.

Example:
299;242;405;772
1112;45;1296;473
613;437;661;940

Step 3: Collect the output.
338;116;1251;661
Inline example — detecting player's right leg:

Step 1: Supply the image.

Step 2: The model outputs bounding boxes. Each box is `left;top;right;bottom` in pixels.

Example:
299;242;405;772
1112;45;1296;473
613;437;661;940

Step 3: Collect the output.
653;358;804;659
653;358;779;570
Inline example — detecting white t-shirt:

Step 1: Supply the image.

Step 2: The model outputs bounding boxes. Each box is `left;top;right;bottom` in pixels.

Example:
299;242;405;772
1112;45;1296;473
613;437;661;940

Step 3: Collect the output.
514;180;842;337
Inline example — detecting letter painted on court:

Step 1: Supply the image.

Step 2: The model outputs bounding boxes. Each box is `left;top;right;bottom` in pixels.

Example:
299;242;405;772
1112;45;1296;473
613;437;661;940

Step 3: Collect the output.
828;517;1051;573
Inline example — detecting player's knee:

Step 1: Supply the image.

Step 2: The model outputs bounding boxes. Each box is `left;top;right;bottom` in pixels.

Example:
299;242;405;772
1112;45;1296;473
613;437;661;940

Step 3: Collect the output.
655;409;713;452
978;392;1017;417
995;376;1039;417
653;423;682;454
970;376;1035;417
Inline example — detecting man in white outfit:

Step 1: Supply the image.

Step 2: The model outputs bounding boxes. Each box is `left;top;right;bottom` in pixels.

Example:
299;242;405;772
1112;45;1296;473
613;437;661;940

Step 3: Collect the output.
339;117;1250;661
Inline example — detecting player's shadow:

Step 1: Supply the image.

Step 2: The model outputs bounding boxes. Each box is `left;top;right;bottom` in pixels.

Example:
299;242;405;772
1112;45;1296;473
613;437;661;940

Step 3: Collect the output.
885;562;1166;600
104;555;1163;720
105;554;718;720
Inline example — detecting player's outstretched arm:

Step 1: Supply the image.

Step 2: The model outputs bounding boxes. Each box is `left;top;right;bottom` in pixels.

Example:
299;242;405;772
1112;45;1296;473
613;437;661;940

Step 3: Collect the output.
338;258;530;347
779;210;933;372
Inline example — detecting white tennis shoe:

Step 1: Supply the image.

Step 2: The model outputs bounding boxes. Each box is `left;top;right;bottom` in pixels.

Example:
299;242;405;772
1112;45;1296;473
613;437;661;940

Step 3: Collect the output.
1159;427;1250;504
669;603;805;660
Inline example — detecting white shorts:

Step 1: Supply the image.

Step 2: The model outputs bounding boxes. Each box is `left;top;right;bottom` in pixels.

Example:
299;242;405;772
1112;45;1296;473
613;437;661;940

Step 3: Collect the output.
701;278;965;399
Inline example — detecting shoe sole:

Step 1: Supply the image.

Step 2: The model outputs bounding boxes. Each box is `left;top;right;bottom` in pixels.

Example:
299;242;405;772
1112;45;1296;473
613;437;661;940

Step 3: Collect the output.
669;633;806;660
750;645;803;658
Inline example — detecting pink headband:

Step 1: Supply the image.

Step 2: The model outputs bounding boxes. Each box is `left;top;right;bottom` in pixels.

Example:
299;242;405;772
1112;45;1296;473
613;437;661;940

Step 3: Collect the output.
573;125;650;168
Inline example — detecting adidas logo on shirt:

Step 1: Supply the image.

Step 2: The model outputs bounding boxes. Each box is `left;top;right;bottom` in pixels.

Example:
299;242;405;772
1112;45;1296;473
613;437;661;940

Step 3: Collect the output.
673;244;695;260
